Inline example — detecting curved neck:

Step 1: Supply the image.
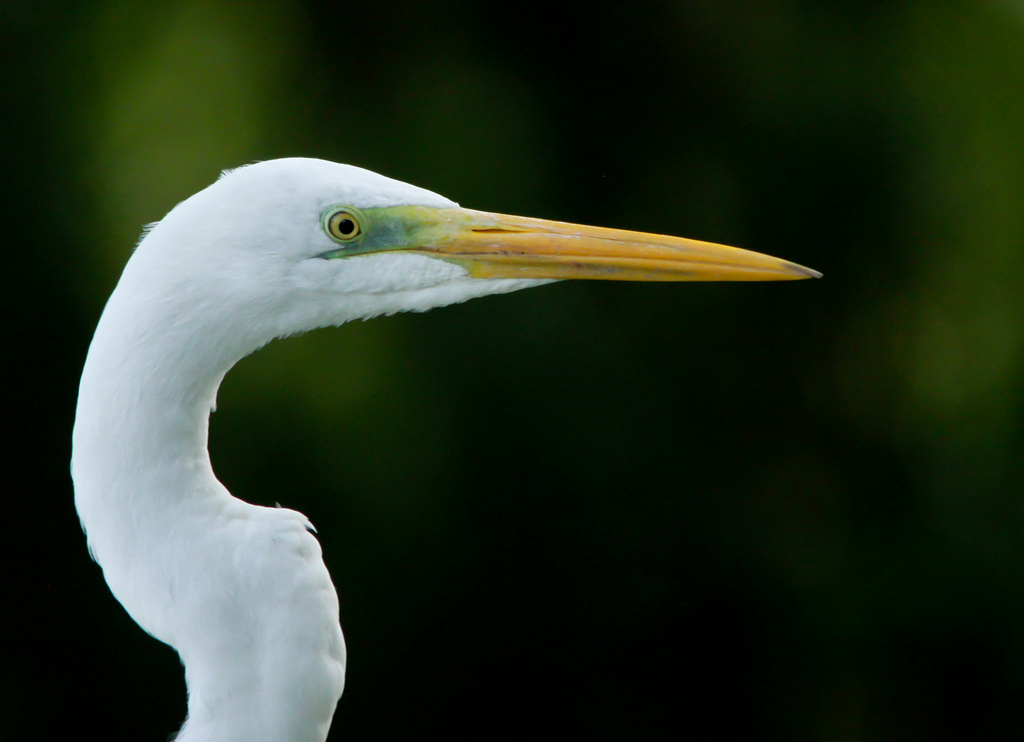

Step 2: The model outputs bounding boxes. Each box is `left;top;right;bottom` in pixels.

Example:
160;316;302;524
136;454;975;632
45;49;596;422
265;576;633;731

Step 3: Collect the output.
72;271;345;742
70;259;253;640
73;289;230;540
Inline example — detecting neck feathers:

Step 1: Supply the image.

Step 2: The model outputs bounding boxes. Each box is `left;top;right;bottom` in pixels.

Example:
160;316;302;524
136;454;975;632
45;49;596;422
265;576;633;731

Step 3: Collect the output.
71;256;345;742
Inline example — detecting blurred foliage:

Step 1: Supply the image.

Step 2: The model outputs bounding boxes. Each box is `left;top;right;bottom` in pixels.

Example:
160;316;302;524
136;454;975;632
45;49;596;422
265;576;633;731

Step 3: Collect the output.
7;0;1024;739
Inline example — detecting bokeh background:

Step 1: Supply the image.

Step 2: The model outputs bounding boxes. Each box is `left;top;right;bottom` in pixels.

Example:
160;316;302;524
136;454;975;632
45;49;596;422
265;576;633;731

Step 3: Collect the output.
7;0;1024;739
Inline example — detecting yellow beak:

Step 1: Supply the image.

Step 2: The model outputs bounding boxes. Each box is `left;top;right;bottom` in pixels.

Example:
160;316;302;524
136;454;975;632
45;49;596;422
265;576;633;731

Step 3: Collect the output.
409;208;819;282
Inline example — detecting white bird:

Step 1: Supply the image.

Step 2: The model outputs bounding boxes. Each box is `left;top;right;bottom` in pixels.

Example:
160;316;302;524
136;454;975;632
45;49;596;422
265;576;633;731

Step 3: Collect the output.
72;158;817;742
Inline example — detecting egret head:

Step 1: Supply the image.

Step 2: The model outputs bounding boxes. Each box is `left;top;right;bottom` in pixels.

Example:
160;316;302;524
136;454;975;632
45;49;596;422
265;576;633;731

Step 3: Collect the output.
76;157;820;742
123;158;817;357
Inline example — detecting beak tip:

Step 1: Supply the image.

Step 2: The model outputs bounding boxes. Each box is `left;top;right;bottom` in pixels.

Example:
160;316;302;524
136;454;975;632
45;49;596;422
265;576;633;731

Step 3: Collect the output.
791;263;822;279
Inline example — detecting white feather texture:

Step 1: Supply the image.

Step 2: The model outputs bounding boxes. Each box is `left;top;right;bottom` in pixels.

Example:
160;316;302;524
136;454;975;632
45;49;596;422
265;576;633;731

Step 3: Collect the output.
72;159;548;742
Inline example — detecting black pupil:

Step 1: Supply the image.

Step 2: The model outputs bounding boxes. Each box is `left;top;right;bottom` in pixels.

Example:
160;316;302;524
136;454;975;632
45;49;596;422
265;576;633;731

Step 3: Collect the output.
337;217;355;235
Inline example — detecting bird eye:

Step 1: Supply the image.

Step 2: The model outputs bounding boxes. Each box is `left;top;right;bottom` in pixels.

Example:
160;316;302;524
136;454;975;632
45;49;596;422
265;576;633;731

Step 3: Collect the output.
326;209;362;241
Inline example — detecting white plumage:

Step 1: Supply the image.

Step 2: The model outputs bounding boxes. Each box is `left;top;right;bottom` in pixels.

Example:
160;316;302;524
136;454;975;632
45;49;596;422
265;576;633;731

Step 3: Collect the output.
72;158;816;741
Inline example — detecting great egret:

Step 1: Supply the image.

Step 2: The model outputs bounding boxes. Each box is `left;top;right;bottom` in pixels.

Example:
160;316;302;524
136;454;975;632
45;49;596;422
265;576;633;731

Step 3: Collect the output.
72;158;818;742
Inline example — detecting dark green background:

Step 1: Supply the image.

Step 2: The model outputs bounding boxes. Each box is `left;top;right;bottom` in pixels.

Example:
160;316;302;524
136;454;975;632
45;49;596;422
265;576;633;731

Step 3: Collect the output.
7;1;1024;739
